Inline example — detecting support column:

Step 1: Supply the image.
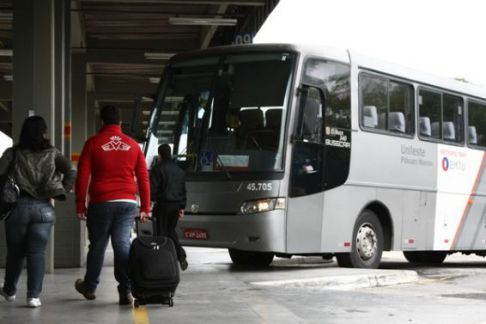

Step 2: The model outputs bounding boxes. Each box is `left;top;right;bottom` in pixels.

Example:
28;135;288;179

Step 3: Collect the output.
9;0;56;273
71;52;88;266
87;94;97;137
53;0;80;268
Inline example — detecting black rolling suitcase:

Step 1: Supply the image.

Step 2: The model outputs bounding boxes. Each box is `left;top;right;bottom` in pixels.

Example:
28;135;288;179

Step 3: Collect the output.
129;218;180;307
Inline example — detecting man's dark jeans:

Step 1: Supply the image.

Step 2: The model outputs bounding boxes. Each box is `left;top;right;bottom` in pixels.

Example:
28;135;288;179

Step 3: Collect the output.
84;202;137;293
3;197;55;298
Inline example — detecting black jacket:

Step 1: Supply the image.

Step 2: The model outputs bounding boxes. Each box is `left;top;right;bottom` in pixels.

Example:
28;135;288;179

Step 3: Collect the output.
150;159;186;209
0;146;76;200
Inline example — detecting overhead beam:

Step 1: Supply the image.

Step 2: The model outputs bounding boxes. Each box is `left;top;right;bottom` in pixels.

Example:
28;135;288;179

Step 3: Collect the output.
201;4;229;48
88;91;156;103
0;101;10;112
72;8;245;17
88;38;199;51
84;48;148;64
88;92;138;104
82;48;172;65
74;0;264;5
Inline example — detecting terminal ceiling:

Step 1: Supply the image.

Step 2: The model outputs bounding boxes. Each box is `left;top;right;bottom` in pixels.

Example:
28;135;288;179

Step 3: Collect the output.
0;0;279;136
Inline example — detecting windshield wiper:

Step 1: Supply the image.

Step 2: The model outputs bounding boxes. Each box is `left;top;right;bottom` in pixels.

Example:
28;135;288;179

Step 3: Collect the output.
216;154;232;180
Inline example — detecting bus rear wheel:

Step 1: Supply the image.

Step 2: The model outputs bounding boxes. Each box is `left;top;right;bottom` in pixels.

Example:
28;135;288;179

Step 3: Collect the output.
403;251;447;264
228;249;274;266
336;209;384;269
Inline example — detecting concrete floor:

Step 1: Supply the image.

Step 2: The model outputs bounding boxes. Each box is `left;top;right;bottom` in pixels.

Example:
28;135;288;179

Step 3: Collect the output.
2;248;486;324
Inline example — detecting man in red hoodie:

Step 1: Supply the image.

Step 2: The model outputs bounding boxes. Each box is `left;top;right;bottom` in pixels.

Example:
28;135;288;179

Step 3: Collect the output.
74;105;151;305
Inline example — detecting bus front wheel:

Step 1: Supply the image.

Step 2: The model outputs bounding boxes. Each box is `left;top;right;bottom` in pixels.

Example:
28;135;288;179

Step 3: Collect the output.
403;251;447;264
228;249;274;266
336;209;384;269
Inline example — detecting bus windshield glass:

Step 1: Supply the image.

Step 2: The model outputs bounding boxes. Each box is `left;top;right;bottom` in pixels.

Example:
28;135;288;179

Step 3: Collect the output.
152;52;295;174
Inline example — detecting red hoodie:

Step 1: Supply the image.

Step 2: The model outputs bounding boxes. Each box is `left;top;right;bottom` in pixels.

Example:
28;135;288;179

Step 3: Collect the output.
75;124;150;214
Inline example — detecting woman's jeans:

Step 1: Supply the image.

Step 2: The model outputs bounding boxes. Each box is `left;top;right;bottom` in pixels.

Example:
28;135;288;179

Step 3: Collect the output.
3;197;55;298
84;202;137;293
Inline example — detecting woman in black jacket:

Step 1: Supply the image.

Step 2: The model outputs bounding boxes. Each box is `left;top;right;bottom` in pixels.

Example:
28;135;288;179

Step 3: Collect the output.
0;116;75;308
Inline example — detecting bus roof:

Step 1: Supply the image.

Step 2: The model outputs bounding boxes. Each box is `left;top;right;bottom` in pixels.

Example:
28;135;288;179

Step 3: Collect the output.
169;43;486;100
347;49;486;100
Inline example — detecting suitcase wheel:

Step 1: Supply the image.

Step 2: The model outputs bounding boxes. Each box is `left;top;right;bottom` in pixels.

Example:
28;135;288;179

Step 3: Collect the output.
168;298;174;307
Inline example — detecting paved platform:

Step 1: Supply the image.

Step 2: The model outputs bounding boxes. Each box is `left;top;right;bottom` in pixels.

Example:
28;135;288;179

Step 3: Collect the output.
1;248;485;324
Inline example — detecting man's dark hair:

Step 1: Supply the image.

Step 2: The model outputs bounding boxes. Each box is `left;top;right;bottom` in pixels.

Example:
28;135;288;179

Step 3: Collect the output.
158;144;172;160
100;105;121;125
18;115;52;152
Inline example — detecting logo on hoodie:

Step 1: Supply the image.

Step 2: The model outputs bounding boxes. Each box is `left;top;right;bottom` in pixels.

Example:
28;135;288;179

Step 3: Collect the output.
101;136;131;151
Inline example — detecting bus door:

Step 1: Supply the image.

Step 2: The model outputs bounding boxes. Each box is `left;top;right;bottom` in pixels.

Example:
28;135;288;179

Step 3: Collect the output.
287;86;326;253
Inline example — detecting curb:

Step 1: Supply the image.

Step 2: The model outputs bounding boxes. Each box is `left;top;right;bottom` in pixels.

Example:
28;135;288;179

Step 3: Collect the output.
250;270;419;290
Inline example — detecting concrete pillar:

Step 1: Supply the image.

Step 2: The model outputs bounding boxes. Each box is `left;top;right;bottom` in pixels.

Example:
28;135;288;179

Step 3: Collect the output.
53;0;80;268
87;95;98;137
8;0;56;272
71;52;88;266
54;0;66;152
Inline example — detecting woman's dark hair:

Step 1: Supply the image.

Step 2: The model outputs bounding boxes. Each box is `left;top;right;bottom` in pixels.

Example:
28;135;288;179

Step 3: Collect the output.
18;115;52;151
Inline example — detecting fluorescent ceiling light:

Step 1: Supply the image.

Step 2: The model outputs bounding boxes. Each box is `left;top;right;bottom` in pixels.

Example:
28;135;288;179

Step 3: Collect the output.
162;111;180;115
149;77;161;84
158;121;176;126
165;96;184;102
0;13;12;21
3;75;12;81
169;17;237;26
157;130;173;134
141;96;154;102
144;52;174;60
0;49;12;57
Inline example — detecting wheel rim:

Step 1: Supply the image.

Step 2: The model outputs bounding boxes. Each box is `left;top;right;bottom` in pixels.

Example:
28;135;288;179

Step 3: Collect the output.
355;222;378;261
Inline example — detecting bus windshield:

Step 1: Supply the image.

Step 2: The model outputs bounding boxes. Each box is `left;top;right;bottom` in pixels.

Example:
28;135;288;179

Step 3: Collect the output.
152;52;295;174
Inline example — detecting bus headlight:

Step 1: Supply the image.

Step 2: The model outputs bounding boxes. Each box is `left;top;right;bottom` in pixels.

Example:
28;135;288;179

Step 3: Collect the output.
240;198;286;215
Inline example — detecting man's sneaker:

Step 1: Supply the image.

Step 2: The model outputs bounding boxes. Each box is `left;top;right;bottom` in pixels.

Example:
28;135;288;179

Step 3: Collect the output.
118;288;133;305
75;279;96;300
180;257;188;271
27;298;41;308
0;286;15;302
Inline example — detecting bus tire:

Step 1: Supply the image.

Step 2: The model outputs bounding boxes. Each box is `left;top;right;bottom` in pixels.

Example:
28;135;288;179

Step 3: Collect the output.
228;249;274;266
403;251;447;264
336;209;384;269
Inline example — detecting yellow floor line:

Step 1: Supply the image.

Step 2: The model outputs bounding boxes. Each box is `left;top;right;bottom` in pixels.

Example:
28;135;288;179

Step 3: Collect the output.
132;305;150;324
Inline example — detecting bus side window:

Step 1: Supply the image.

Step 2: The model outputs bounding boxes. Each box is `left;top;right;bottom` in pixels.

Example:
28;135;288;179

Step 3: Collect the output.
469;126;478;145
419;90;441;140
419;117;431;137
468;100;486;148
360;74;387;131
420;90;464;143
301;87;323;143
290;86;325;197
443;94;464;143
360;74;413;135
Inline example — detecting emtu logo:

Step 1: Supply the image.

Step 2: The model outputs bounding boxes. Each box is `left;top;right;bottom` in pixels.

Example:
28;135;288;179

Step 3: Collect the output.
442;157;449;171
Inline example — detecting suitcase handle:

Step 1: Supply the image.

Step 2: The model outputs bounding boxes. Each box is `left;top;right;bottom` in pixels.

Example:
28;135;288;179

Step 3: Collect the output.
135;217;157;237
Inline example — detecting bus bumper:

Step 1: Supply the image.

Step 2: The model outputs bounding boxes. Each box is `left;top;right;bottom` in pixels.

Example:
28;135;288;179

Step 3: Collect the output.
176;209;286;253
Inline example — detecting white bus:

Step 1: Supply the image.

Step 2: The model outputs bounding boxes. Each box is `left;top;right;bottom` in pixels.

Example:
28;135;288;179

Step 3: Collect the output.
143;43;486;268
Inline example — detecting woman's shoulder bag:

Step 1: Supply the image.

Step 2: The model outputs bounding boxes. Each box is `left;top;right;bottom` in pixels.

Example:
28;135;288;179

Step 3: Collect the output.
0;147;19;220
